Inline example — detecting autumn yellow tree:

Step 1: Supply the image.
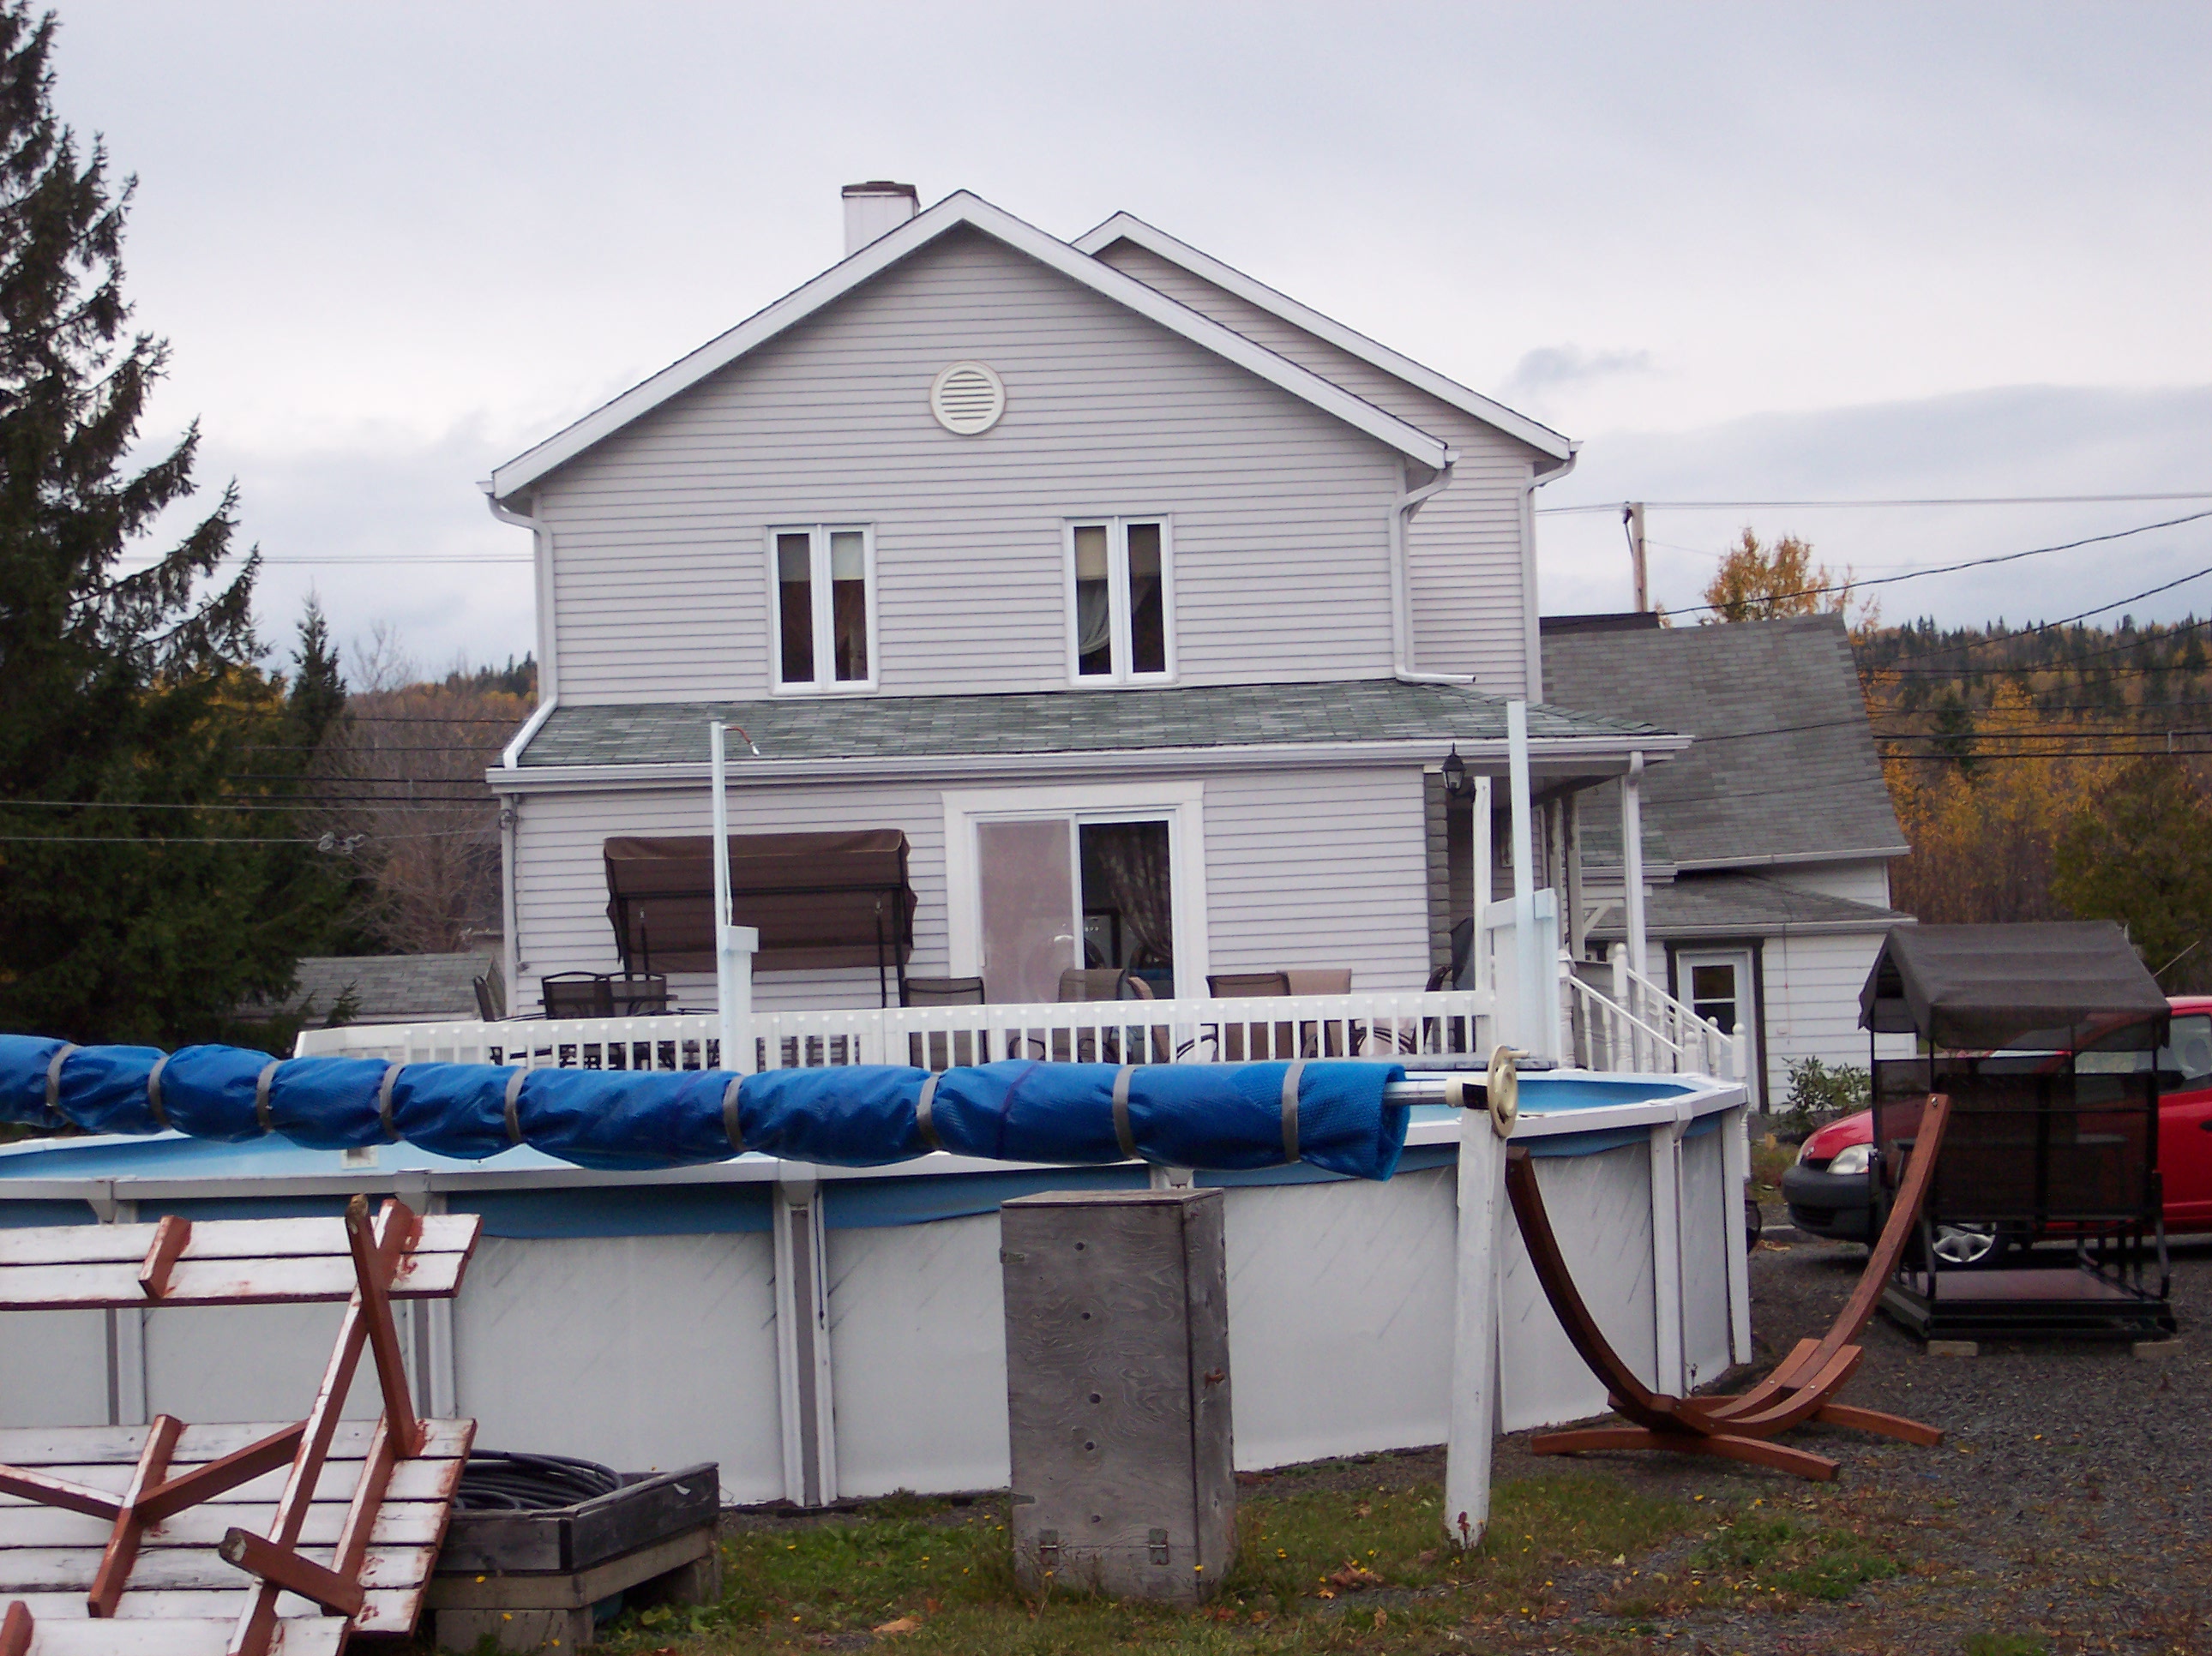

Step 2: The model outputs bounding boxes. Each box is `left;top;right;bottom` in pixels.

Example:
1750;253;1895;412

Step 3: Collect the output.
1884;682;2116;924
1701;529;1878;636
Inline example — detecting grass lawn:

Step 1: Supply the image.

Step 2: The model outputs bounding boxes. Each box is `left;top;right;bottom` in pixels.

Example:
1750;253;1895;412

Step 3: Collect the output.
545;1465;1911;1655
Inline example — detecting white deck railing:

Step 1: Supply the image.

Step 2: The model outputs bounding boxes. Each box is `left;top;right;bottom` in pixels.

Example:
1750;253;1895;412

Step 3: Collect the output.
294;990;1495;1074
1564;946;1746;1080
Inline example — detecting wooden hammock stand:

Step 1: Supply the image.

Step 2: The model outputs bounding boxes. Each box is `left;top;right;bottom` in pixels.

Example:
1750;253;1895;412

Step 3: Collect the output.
0;1195;481;1655
1506;1093;1952;1481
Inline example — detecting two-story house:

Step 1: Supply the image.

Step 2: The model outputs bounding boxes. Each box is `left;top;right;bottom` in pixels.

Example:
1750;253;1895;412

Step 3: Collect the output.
482;185;1684;1017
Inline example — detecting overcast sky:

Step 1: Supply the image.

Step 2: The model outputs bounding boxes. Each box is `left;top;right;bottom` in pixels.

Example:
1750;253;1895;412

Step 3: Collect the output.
53;2;2212;678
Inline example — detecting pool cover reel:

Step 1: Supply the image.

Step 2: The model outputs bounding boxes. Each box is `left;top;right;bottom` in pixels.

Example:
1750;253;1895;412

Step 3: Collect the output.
0;1036;1410;1181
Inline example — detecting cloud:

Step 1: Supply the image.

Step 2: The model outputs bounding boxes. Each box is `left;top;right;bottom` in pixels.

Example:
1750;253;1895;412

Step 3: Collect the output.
1504;345;1657;399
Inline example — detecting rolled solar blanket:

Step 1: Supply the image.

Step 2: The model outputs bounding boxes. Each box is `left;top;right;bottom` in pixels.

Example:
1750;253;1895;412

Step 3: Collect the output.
0;1036;1411;1182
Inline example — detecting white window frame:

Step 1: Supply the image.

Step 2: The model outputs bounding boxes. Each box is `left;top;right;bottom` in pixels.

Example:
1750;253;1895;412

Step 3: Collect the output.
1063;516;1175;686
766;524;879;694
941;780;1210;994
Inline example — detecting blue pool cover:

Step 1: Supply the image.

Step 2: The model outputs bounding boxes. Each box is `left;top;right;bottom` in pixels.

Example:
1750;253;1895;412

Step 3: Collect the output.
0;1035;1410;1181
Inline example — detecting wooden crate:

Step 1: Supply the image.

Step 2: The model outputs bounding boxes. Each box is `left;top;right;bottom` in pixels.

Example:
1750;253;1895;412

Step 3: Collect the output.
1000;1188;1233;1604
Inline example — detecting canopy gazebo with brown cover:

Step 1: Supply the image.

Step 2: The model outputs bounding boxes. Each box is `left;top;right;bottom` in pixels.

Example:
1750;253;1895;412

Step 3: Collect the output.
1860;921;2174;1341
603;830;917;1008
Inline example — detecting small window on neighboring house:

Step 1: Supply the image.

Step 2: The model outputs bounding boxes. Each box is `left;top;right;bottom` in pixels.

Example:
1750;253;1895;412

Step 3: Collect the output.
1067;518;1171;683
772;525;875;691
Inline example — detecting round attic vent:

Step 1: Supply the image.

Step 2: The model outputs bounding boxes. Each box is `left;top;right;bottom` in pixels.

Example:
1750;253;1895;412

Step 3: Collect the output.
929;361;1006;435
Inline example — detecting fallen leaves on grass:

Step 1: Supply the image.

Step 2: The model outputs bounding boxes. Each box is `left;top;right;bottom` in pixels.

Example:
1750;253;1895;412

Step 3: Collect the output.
871;1614;920;1635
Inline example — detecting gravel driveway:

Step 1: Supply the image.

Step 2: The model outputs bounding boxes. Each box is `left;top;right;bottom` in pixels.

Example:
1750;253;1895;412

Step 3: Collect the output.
1471;1224;2212;1653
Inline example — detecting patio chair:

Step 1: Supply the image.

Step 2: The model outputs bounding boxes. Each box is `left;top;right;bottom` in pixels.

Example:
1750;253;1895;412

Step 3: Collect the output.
1055;968;1164;1063
1203;971;1294;1062
472;963;505;1022
539;972;614;1018
608;972;670;1016
904;975;987;1067
1416;916;1479;1053
1507;1092;1953;1482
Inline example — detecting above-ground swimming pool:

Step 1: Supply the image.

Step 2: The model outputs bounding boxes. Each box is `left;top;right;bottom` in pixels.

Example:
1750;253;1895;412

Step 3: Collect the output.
0;1068;1748;1504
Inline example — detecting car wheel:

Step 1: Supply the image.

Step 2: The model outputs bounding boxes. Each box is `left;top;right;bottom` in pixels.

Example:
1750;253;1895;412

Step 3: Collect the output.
1932;1224;1999;1267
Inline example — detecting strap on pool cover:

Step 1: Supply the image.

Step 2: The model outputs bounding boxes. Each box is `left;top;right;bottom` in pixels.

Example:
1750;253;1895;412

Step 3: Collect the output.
145;1053;171;1130
1112;1065;1137;1159
721;1076;744;1154
377;1062;403;1142
503;1067;527;1145
253;1059;280;1133
1281;1059;1306;1162
916;1071;943;1151
45;1043;79;1122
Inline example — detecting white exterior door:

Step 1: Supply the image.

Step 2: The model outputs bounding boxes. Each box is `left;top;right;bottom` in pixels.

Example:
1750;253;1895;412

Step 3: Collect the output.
1676;947;1759;1101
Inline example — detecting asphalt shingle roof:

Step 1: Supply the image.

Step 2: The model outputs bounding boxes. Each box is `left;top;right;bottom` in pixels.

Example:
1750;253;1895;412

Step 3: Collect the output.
518;680;1667;768
249;954;484;1025
1588;872;1909;939
1542;614;1904;868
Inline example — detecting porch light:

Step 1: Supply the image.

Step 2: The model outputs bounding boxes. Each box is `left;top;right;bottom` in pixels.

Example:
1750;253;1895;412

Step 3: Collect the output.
1441;745;1469;799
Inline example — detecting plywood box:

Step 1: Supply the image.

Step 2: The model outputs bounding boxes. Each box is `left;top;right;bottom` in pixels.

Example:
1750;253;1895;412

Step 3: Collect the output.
1001;1187;1234;1602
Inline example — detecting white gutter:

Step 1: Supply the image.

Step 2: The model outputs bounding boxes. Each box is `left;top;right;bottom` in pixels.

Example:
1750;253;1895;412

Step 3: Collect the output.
1390;459;1465;684
482;733;1692;795
499;695;557;771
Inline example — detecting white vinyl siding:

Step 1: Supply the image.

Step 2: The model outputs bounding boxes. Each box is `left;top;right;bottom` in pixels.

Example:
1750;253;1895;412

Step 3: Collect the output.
1096;239;1548;696
531;228;1408;703
1754;929;1916;1105
1760;858;1897;908
507;762;1434;1011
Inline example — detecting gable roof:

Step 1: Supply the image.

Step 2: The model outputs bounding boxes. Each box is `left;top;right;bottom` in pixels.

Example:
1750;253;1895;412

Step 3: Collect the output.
1541;613;1907;869
1073;211;1576;471
490;192;1457;503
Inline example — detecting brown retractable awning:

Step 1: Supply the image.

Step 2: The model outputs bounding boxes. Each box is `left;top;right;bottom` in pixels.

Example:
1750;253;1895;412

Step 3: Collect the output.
604;831;916;1003
1859;921;2168;1052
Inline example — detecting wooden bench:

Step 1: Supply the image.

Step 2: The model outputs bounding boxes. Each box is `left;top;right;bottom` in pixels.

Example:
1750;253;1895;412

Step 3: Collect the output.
0;1197;480;1654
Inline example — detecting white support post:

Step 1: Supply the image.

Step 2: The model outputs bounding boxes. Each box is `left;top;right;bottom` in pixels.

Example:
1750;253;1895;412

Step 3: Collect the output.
1648;1118;1688;1395
1444;1097;1506;1550
711;722;759;1074
773;1174;838;1507
1621;753;1648;993
1507;703;1546;1058
1720;1101;1754;1364
1470;776;1493;993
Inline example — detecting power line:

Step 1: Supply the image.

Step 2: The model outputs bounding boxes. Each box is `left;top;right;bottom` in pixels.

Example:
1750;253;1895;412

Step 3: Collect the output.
1668;510;2212;618
1536;491;2212;516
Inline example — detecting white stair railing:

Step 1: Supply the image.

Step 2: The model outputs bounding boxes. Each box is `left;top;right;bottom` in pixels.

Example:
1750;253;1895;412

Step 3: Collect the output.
1560;945;1746;1079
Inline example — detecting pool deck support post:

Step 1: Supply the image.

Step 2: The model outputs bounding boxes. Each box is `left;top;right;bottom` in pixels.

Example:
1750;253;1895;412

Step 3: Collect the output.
709;722;759;1074
1621;751;1648;1067
1506;702;1551;1059
772;1174;838;1509
1444;1083;1506;1550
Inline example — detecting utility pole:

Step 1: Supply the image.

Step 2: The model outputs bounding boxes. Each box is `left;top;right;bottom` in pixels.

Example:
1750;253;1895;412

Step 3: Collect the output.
1624;502;1649;613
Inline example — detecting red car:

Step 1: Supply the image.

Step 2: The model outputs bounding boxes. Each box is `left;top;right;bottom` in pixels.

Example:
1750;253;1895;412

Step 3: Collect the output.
1782;995;2212;1246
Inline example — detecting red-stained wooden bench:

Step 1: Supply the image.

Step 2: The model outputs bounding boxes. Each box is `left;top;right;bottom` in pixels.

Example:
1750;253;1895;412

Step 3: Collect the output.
1506;1094;1951;1481
0;1197;480;1654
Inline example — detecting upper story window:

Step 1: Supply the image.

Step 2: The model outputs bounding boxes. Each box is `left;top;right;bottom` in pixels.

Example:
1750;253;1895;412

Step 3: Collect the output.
1067;518;1172;684
772;525;875;692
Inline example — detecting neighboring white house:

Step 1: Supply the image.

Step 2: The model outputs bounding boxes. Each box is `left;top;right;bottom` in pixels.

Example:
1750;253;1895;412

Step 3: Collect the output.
1542;612;1914;1107
480;184;1687;1019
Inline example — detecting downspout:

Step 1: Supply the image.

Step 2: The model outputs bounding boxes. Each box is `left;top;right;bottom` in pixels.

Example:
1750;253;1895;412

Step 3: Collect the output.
485;486;558;1011
1519;445;1581;702
498;793;521;1014
1390;456;1467;684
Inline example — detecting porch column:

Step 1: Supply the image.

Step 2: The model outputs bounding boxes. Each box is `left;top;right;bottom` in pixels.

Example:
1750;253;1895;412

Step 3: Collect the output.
1621;753;1648;980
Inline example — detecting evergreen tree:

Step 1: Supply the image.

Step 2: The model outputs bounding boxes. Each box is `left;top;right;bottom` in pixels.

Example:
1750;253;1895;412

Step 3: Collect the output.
0;5;337;1042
